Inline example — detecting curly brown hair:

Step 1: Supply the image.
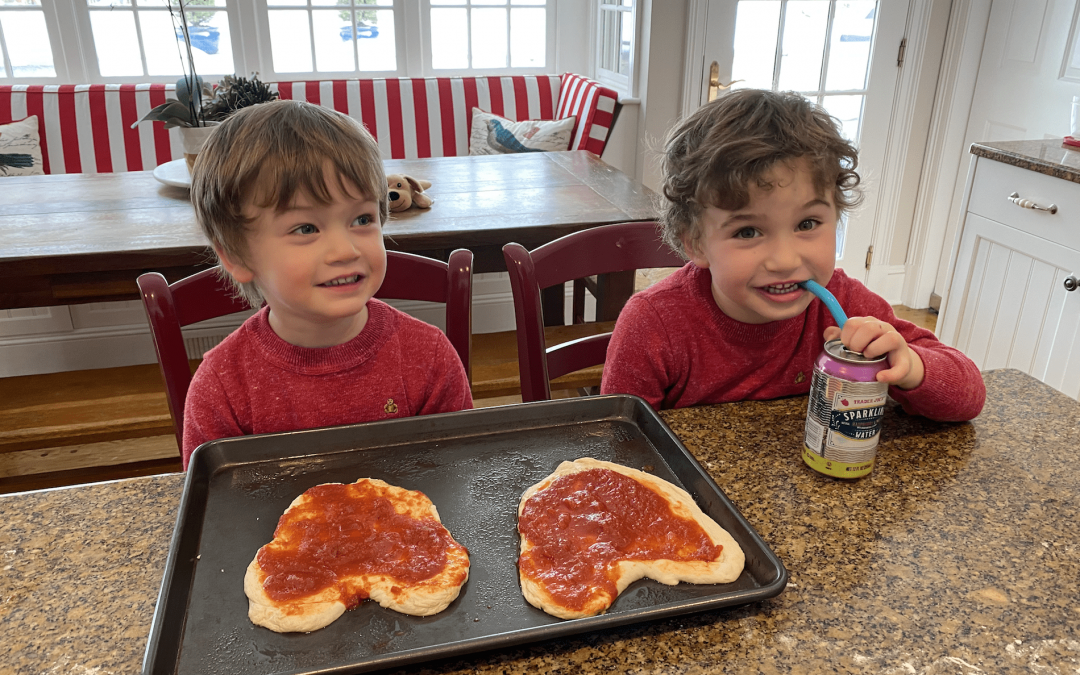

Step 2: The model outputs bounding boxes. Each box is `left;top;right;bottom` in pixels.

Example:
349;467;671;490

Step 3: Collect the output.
659;89;862;256
190;99;387;307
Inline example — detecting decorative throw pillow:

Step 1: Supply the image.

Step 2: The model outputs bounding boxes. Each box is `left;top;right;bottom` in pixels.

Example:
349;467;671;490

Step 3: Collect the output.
468;108;576;156
0;116;44;177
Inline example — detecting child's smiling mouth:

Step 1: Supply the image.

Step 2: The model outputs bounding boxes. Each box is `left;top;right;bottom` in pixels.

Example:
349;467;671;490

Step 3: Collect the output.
319;274;363;287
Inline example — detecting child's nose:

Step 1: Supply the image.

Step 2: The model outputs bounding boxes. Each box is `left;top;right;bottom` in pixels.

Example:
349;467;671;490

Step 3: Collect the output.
325;226;361;262
765;239;802;272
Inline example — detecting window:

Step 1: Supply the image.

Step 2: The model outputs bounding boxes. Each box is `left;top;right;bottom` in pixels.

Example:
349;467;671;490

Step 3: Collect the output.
85;0;236;78
594;0;635;95
0;0;556;84
425;0;550;73
264;0;401;75
729;0;877;143
0;0;57;79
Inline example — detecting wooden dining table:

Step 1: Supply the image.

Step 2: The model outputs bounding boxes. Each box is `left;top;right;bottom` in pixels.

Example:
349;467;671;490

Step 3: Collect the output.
0;150;657;321
2;369;1077;673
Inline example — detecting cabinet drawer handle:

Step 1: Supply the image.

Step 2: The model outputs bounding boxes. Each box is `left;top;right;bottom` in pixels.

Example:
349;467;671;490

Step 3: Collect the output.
1066;276;1079;292
1009;192;1058;214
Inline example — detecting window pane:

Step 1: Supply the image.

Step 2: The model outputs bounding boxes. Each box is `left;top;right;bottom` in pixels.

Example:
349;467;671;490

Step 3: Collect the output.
599;9;618;72
430;8;467;68
269;9;313;72
1;10;55;77
356;9;396;71
777;0;829;92
822;93;863;142
430;0;463;5
143;10;186;77
471;8;507;68
472;0;506;5
85;0;126;6
512;0;545;5
619;8;632;75
313;9;355;71
184;8;235;76
267;0;303;5
90;11;143;77
825;1;875;91
509;7;543;67
731;0;779;90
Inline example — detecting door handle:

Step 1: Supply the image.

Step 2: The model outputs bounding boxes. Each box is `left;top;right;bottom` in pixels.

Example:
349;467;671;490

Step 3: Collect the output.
708;61;742;102
1065;275;1078;292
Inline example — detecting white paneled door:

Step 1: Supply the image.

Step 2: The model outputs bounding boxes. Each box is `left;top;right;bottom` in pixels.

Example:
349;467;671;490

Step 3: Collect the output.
697;0;909;284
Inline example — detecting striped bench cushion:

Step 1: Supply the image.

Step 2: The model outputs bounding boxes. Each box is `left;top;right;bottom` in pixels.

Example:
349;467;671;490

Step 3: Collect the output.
0;75;619;175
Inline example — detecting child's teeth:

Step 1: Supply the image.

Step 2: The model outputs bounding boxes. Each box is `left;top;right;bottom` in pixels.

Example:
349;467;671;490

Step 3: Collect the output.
326;275;358;286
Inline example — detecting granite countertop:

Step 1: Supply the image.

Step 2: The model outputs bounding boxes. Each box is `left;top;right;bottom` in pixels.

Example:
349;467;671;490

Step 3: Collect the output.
970;138;1080;184
2;368;1079;674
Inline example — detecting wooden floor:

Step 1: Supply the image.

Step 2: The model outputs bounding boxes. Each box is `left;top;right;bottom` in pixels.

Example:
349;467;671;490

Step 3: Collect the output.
0;305;938;495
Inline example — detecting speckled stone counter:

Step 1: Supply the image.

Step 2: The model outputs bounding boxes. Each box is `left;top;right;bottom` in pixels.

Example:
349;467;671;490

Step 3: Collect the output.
3;368;1078;674
971;138;1080;184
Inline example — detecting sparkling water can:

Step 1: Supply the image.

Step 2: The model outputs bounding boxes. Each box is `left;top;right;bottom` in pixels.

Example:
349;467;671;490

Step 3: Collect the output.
802;339;889;479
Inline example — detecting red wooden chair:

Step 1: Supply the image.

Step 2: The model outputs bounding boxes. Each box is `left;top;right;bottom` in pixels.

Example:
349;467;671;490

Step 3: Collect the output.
138;249;473;449
502;221;684;403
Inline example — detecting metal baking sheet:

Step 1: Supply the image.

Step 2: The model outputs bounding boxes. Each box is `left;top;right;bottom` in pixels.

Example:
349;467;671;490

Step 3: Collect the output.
143;394;787;675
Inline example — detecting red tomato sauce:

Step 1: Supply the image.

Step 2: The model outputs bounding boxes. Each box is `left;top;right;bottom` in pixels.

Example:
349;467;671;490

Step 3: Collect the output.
517;468;722;611
258;481;461;605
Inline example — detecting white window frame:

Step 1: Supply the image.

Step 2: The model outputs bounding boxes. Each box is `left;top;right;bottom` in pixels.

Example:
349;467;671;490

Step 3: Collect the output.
418;0;556;78
593;0;637;96
1;0;561;85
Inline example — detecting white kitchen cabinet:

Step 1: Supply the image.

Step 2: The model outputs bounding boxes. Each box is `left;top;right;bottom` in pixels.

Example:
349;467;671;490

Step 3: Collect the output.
938;151;1080;399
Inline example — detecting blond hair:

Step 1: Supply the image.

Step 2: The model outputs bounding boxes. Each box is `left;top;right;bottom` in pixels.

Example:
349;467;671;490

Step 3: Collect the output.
190;99;387;306
659;89;862;256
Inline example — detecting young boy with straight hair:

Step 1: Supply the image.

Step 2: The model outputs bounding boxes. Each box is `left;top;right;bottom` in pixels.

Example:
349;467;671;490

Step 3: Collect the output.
601;89;984;420
182;99;472;469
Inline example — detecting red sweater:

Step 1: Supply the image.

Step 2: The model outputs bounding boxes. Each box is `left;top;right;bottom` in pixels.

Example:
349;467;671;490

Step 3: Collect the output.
182;300;472;468
601;264;985;420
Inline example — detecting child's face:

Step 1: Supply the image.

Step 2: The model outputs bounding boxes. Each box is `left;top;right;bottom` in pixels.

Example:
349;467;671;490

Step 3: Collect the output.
683;159;837;325
220;169;386;347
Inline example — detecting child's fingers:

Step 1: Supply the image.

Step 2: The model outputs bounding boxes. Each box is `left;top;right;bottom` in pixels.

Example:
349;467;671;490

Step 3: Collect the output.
840;317;895;354
823;326;841;342
874;349;911;384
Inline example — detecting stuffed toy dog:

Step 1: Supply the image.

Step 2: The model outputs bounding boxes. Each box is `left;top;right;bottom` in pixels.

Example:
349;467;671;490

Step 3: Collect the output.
387;174;434;213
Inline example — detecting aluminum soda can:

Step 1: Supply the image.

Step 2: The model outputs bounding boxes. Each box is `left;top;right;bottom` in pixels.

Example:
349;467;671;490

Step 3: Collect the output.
802;339;889;479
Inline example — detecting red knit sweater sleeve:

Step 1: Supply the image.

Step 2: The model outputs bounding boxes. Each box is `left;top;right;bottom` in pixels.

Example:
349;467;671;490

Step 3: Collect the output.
601;292;676;409
182;357;245;470
837;276;985;421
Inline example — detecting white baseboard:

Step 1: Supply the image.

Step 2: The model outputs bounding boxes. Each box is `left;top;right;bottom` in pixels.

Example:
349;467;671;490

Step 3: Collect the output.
0;272;594;378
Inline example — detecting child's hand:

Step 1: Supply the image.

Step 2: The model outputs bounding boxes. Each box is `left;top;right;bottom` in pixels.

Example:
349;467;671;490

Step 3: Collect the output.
822;317;925;389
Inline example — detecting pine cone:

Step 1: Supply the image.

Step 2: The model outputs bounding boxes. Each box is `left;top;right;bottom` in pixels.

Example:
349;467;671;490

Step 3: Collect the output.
202;74;279;122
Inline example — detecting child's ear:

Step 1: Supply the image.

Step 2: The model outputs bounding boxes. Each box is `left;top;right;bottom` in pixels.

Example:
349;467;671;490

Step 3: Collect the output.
214;245;256;284
681;235;709;269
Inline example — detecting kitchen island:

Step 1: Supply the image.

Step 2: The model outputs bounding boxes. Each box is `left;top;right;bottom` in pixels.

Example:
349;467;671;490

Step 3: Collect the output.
2;368;1077;673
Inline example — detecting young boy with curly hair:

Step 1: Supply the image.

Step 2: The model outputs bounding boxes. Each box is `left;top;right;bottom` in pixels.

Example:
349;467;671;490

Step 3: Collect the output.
182;100;472;469
601;89;984;420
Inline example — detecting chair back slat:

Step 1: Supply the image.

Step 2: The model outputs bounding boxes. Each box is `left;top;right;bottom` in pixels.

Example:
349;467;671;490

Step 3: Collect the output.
530;221;685;290
546;333;611;383
503;221;679;403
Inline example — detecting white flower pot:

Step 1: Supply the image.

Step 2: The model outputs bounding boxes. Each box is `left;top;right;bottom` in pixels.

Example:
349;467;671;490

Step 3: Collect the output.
179;121;220;174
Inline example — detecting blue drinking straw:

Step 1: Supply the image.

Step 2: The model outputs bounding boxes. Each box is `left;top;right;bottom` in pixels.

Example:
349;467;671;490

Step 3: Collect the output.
799;280;847;329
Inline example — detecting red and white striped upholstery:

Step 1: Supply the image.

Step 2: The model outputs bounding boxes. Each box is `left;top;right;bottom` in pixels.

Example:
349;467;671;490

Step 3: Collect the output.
0;75;619;175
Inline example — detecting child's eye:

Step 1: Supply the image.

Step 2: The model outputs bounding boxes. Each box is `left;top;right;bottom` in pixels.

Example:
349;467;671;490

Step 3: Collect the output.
353;214;375;227
733;227;760;239
292;223;318;235
797;219;819;232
